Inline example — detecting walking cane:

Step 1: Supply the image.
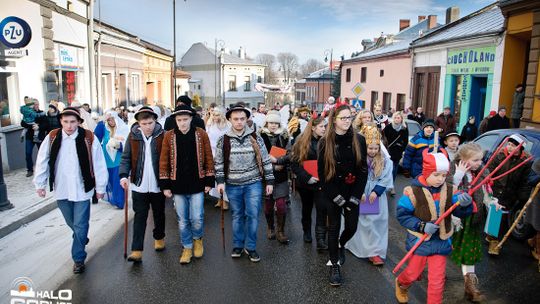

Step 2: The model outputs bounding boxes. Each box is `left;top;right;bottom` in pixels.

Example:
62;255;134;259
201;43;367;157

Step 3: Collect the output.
124;188;129;259
220;190;225;253
393;141;526;275
496;182;540;250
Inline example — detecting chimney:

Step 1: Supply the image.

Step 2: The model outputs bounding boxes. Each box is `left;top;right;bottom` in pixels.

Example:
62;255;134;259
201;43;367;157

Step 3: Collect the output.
427;15;437;29
361;39;374;51
418;15;426;23
445;6;460;24
399;19;410;32
238;46;245;59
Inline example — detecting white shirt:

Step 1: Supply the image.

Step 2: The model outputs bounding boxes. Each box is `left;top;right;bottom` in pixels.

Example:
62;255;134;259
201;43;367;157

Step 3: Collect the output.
34;129;108;202
124;132;160;193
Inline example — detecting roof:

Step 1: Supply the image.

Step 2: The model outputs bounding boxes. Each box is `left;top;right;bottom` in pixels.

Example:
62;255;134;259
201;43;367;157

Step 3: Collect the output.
412;4;504;48
304;67;335;80
194;42;265;66
344;18;439;63
140;39;172;56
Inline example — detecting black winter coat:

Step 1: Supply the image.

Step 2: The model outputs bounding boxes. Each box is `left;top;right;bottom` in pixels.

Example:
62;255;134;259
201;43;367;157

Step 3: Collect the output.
383;124;408;162
460;122;477;142
260;130;290;184
290;136;320;190
486;115;510;132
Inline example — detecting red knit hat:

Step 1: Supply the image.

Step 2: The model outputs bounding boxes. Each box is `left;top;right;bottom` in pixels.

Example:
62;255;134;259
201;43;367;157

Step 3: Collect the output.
422;149;450;178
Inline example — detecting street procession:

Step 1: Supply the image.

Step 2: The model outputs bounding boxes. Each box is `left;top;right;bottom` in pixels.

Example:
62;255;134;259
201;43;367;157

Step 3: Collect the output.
1;0;540;303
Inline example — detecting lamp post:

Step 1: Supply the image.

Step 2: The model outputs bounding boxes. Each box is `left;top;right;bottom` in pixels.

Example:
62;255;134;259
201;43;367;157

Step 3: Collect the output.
0;142;13;211
173;0;177;103
214;39;225;106
324;48;333;97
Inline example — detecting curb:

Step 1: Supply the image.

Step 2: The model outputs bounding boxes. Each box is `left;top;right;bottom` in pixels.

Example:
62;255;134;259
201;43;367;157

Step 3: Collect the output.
0;196;57;239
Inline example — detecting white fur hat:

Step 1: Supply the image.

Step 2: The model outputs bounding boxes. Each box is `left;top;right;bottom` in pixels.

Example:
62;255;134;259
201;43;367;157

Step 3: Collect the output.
265;110;281;124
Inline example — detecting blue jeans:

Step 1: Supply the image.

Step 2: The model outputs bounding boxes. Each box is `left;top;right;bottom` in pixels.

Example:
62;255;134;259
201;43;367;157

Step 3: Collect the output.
25;140;40;171
57;199;91;263
226;181;263;251
174;192;204;249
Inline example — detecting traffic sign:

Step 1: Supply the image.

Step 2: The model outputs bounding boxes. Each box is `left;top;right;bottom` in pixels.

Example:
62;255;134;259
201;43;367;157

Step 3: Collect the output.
351;99;364;109
352;82;364;97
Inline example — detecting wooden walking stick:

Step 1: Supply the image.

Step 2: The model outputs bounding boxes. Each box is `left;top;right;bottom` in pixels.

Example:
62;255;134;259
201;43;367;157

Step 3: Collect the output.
124;188;129;259
220;190;225;253
496;182;540;250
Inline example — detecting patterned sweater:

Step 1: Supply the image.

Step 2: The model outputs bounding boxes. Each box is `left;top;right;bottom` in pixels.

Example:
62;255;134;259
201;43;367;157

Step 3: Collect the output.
214;126;274;186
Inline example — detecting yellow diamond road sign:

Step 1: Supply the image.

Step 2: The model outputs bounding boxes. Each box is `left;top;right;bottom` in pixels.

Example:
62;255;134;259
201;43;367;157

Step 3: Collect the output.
352;83;364;97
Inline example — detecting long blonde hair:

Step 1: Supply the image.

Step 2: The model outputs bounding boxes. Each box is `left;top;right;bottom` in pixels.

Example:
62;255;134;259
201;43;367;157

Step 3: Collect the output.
354;109;373;131
322;105;363;181
206;107;229;129
391;111;407;128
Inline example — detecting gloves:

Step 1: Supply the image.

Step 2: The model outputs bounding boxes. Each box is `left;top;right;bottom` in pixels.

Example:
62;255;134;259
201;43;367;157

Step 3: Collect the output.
457;192;473;207
333;195;346;207
421;222;439;235
307;177;318;184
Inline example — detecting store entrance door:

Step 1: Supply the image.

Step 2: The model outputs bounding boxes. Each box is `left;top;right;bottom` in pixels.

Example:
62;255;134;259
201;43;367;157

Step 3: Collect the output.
469;76;487;123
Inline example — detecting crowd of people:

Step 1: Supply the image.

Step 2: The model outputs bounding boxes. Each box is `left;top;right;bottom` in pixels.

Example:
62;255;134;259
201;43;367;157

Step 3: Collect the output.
25;93;539;303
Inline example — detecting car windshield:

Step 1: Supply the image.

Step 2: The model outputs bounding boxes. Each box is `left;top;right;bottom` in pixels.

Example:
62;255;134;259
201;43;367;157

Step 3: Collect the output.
406;121;420;136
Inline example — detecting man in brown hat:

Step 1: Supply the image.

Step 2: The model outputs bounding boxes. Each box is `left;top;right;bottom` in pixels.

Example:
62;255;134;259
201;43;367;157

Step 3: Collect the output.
33;107;108;274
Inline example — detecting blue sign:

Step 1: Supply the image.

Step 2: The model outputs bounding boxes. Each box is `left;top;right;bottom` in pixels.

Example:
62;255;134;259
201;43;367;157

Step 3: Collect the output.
0;16;32;49
351;99;364;109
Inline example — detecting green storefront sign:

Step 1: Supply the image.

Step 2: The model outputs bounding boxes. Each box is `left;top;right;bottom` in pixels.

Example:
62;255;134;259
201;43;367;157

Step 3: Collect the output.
446;46;496;74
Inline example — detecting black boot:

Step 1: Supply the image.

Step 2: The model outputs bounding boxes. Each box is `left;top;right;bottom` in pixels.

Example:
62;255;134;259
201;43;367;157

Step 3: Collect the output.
329;263;342;286
316;226;328;251
339;247;346;266
276;214;289;244
303;229;312;243
265;213;275;240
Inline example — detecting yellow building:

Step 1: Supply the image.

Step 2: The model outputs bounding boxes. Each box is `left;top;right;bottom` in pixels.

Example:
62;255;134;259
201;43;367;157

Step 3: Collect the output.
141;40;173;108
500;0;540;127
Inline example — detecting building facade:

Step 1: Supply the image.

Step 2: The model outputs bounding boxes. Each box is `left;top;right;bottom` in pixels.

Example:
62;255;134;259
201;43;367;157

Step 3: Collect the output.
142;41;173;108
303;67;334;112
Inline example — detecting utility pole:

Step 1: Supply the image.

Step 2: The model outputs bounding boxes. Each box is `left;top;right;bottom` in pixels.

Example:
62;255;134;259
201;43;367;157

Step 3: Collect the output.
173;0;177;103
324;48;333;98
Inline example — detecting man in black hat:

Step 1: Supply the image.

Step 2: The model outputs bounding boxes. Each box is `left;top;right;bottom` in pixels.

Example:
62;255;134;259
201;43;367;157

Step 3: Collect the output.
487;106;510;132
214;103;274;262
164;95;206;131
33;107;108;274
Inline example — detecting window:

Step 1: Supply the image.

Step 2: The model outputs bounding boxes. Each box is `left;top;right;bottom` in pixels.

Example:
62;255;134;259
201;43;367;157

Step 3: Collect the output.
380;69;384;77
383;92;391;112
130;74;140;104
198;85;201;90
57;70;77;105
370;91;378;110
361;67;367;83
257;76;262;83
0;72;17;126
228;75;237;91
244;76;251;91
474;134;499;161
346;68;351;82
397;93;406;111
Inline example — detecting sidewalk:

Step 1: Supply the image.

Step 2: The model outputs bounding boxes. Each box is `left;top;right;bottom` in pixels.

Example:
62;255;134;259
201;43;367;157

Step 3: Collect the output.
0;169;134;302
0;169;56;238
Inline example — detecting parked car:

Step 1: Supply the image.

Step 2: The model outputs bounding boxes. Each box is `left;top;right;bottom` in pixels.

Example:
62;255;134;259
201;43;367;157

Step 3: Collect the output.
387;118;421;141
473;128;540;240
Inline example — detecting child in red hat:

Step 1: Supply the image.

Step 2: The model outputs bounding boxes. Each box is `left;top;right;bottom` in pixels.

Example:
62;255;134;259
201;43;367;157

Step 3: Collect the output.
395;148;473;304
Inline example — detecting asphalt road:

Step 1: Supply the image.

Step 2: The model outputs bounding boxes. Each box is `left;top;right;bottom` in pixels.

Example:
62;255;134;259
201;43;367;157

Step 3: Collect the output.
60;176;540;303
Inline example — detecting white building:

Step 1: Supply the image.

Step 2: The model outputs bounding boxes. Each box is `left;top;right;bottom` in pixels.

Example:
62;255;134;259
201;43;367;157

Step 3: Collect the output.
180;42;265;108
0;0;92;171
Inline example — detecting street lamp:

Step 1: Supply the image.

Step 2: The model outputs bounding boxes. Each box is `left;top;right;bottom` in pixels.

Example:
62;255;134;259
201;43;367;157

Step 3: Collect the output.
214;39;225;106
324;48;333;98
173;0;177;103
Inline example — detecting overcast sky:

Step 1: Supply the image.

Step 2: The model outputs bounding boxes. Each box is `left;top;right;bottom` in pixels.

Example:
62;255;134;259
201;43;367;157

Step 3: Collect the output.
95;0;494;63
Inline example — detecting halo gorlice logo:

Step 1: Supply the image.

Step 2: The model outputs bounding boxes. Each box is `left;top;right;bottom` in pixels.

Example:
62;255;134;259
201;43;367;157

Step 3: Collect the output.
10;277;73;304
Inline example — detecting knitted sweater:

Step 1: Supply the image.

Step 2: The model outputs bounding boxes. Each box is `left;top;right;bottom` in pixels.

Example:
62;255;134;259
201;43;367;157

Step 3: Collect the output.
214;126;275;186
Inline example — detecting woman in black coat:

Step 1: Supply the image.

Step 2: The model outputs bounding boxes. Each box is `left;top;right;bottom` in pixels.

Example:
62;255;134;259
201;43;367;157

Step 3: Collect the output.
382;111;408;196
460;116;478;143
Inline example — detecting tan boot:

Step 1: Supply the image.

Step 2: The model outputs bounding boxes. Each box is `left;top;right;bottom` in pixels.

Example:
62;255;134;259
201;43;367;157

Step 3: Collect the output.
488;240;501;255
395;278;409;303
179;248;193;264
276;214;289;244
464;273;486;302
222;200;229;210
193;238;204;258
127;250;142;262
154;239;165;251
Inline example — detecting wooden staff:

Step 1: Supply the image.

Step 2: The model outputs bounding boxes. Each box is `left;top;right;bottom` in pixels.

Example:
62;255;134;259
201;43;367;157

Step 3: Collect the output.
496;182;540;250
220;190;225;253
123;188;129;259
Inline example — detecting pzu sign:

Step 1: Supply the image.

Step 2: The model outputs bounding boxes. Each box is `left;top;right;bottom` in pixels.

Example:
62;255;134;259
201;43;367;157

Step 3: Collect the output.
0;16;32;49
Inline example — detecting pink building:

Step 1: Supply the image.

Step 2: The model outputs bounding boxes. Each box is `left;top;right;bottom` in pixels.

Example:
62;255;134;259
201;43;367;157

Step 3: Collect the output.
341;16;439;112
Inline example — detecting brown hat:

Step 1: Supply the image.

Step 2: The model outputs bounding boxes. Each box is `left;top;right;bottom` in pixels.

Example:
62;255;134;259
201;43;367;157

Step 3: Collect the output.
226;103;251;119
59;107;84;123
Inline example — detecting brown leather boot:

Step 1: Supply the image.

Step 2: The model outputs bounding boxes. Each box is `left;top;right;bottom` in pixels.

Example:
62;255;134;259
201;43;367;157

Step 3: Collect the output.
395;278;409;303
276;214;289;244
464;273;486;302
534;232;540;262
265;213;275;240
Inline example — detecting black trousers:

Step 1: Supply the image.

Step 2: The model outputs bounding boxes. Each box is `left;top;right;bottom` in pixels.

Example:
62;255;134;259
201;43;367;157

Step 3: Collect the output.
131;191;166;251
298;188;327;233
326;198;359;264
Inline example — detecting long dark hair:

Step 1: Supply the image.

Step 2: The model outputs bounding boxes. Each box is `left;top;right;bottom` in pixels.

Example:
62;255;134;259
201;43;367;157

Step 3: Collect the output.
322;105;363;181
291;116;325;163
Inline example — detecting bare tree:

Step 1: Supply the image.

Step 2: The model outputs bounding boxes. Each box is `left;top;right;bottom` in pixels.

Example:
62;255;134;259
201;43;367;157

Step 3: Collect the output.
255;53;276;84
300;58;325;77
277;52;299;84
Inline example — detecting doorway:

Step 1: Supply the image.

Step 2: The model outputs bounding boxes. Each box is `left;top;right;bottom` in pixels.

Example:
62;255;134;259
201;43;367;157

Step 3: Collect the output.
469;76;488;125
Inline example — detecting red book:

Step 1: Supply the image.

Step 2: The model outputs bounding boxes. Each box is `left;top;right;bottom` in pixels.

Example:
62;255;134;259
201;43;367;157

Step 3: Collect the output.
303;160;319;180
270;146;287;158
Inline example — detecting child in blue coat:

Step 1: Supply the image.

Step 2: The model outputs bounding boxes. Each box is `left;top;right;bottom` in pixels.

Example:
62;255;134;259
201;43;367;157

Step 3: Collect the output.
402;119;438;178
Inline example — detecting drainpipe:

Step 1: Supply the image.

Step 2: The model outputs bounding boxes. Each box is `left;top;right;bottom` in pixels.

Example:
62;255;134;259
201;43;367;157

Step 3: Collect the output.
87;0;97;111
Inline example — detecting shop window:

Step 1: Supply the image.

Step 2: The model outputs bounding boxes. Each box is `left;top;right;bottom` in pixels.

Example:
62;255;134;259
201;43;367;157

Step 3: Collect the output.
0;73;17;126
346;68;351;82
244;76;251;91
228;75;237;91
57;70;77;105
257;76;263;83
361;67;367;83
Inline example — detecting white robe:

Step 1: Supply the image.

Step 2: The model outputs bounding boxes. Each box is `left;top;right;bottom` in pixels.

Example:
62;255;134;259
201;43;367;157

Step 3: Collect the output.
345;156;394;259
